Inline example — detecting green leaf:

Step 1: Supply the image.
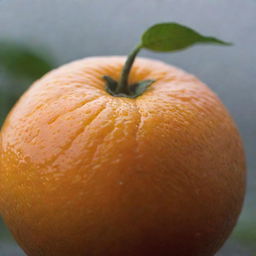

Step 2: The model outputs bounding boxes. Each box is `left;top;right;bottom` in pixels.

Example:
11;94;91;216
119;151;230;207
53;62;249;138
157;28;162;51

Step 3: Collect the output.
0;40;55;79
141;23;232;52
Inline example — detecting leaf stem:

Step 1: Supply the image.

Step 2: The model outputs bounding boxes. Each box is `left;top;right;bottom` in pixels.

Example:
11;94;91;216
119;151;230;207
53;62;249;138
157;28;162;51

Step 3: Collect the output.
116;44;142;94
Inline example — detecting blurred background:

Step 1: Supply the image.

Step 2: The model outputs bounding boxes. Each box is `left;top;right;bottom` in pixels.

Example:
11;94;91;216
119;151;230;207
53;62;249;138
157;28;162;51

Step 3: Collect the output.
0;0;255;255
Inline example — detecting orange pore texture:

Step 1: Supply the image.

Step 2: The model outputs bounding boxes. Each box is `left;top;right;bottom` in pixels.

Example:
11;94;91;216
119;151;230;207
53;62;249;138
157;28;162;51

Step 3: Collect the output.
0;57;246;256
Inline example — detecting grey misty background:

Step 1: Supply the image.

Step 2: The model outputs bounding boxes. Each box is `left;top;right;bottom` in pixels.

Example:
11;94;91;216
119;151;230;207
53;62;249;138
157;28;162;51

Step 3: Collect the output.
0;0;255;255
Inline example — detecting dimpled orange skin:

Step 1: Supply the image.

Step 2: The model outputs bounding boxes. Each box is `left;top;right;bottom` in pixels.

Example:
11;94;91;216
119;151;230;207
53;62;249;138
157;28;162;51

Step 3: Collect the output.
0;57;245;256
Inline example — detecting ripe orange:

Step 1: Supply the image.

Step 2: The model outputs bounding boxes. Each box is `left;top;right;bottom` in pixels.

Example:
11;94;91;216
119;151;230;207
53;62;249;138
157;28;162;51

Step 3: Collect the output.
0;57;245;256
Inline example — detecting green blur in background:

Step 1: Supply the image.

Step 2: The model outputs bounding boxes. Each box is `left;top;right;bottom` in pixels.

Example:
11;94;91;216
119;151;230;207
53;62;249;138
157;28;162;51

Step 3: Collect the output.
0;41;54;123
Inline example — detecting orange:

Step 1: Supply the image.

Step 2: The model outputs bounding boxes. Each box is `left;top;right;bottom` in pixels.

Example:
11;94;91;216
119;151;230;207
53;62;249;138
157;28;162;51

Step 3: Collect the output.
0;57;246;256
